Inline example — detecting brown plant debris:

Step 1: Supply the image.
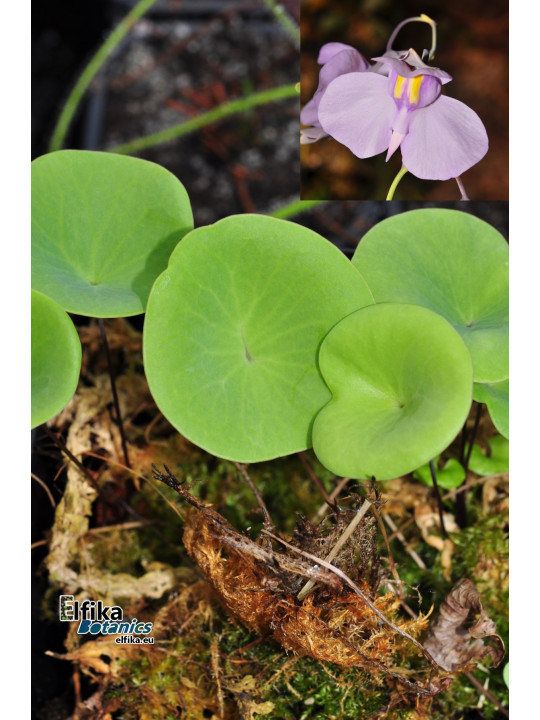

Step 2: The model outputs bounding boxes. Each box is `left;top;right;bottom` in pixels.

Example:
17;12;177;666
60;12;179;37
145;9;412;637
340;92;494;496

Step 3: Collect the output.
153;465;448;698
423;578;505;672
45;375;188;600
482;472;509;517
414;504;459;582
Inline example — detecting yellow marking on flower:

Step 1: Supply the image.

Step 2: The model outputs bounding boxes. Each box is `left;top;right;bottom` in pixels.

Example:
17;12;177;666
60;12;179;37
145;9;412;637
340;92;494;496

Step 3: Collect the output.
408;75;424;105
394;75;406;99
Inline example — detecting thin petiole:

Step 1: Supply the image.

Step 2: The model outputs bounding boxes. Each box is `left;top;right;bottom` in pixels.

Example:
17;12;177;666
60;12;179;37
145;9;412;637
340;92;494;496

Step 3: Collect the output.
458;420;468;464
455;402;483;527
429;459;448;538
234;462;275;532
98;319;131;469
464;402;483;472
298;452;334;507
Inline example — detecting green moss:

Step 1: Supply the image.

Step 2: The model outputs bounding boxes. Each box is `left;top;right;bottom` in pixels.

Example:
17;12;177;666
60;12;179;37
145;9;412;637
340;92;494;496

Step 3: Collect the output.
103;597;409;719
174;451;336;538
260;659;388;719
85;529;146;575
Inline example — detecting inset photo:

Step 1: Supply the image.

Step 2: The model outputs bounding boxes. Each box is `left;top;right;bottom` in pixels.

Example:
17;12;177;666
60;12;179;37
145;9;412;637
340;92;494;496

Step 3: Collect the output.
300;0;508;200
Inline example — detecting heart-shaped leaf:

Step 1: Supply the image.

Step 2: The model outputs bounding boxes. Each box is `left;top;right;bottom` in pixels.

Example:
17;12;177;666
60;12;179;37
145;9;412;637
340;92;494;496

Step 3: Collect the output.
32;150;193;317
312;303;473;480
473;380;509;439
32;290;82;428
143;214;374;462
352;209;508;383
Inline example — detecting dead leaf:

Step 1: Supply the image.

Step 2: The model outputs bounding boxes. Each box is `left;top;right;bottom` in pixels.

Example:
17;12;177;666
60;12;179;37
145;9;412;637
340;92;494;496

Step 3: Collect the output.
423;578;505;672
380;477;430;516
47;635;140;678
482;472;509;517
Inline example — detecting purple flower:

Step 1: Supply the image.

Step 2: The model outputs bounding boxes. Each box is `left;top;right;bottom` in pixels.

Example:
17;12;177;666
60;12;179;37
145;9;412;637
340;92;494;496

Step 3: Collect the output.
300;43;371;144
316;48;488;180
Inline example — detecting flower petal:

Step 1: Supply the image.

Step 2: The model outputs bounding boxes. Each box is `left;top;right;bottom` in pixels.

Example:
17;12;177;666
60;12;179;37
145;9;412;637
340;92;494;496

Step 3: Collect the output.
300;98;319;127
318;42;359;64
313;48;370;106
318;73;395;158
401;95;488;180
301;49;371;137
301;127;329;144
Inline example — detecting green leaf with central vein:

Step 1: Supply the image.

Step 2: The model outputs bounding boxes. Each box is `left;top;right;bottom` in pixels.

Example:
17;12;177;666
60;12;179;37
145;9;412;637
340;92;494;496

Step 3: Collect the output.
32;150;193;317
143;214;374;462
312;303;473;480
352;209;508;383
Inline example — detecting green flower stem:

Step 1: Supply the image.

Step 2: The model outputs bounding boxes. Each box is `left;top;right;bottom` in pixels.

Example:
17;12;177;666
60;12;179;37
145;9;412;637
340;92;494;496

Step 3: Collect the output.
49;0;160;152
109;84;298;155
259;0;300;45
269;199;324;219
386;164;409;200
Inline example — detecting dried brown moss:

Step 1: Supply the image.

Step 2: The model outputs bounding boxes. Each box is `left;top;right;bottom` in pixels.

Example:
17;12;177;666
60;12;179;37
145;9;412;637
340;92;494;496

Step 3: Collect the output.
154;465;445;698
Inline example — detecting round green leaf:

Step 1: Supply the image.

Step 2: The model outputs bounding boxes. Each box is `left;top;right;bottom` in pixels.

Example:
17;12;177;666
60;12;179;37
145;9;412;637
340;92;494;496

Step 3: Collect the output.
352;209;508;383
468;435;509;476
32;150;193;317
32;290;82;429
474;380;509;439
312;303;473;480
414;457;466;490
143;214;374;462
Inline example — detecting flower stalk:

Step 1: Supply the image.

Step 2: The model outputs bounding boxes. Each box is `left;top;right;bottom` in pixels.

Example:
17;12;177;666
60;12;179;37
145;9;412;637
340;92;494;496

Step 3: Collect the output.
386;164;409;200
